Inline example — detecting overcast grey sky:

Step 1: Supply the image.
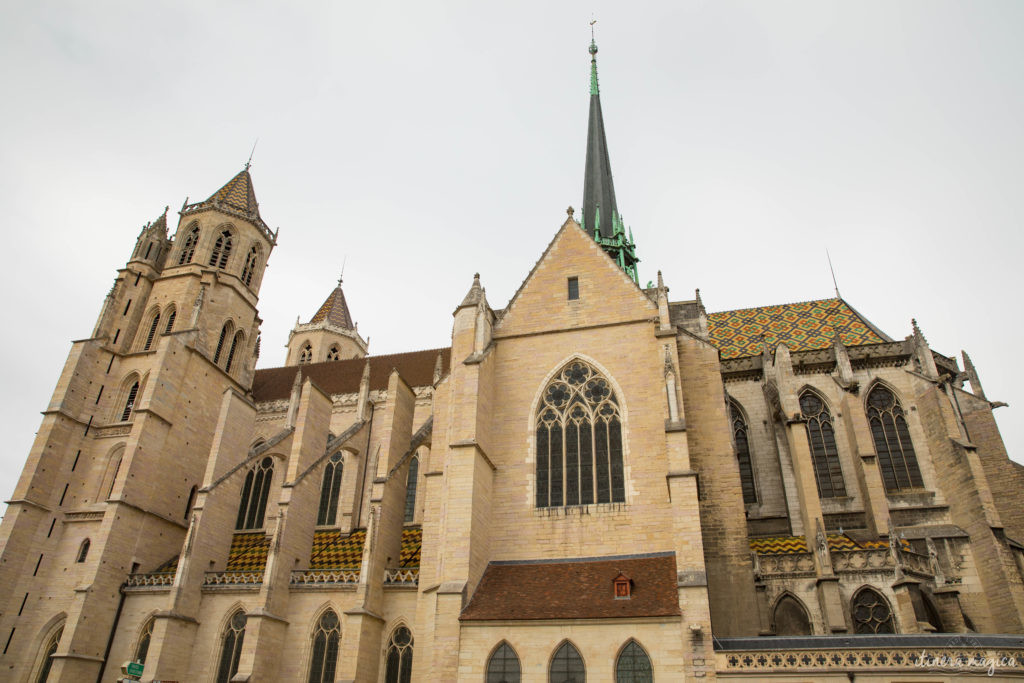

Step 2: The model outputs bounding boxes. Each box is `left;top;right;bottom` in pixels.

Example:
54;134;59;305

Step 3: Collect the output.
2;1;1022;513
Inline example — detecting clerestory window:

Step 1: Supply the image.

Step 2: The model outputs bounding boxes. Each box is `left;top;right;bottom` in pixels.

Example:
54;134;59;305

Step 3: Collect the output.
236;457;274;530
799;391;846;498
867;385;923;491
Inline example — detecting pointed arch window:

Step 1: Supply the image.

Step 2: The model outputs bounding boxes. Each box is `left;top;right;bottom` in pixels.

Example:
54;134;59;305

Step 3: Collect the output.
549;641;585;683
403;456;419;523
34;624;63;683
209;229;233;269
486;641;521;683
236;457;274;530
852;587;895;633
225;331;244;373
121;381;140;421
216;611;247;683
164;307;176;334
867;386;923;491
799;391;846;498
299;343;313;364
773;594;812;635
616;640;652;682
177;226;199;265
241;245;260;287
214;323;232;365
143;313;161;351
307;609;340;683
76;538;90;563
135;617;155;668
317;453;344;526
730;401;757;504
326;345;340;361
536;361;624;508
384;626;413;683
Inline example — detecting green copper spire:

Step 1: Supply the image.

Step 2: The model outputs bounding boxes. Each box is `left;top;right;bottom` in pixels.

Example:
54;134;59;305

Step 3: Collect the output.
581;29;640;284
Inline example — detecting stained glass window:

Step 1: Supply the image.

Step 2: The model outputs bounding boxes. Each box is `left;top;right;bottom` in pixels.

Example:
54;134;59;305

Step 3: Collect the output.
486;641;521;683
236;457;274;530
852;587;895;633
384;626;413;683
799;391;846;498
867;386;923;491
216;611;247;683
615;640;652;682
549;641;585;683
317;454;344;526
730;402;757;504
307;610;340;683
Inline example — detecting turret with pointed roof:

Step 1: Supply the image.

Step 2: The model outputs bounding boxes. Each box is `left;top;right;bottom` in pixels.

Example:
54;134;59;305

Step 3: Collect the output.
179;166;278;245
286;275;368;365
581;35;640;284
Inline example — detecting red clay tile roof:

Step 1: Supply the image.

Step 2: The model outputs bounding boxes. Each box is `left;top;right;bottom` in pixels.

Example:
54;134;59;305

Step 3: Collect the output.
252;347;451;403
460;553;681;621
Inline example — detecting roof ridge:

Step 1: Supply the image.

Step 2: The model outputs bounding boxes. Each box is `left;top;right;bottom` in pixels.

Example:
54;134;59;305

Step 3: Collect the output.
709;297;840;317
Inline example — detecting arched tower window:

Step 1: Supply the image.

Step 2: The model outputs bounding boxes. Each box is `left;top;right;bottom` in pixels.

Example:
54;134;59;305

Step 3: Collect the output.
317;453;344;526
773;593;812;635
326;345;340;361
225;331;244;373
241;245;260;287
135;617;155;668
209;229;233;269
730;401;757;504
214;323;233;365
384;626;413;683
121;381;140;422
486;641;521;683
616;640;653;682
164;306;176;334
299;343;313;364
799;391;846;498
34;624;63;683
76;539;90;563
307;609;341;683
236;457;274;530
177;225;199;265
549;641;585;683
867;385;923;491
536;361;624;508
143;312;161;351
403;456;419;523
215;611;247;683
852;587;895;633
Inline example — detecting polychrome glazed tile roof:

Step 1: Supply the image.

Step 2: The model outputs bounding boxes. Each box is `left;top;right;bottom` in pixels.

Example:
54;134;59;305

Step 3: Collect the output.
207;169;260;218
308;285;355;328
400;527;422;568
310;529;366;569
226;532;271;571
708;298;887;360
749;534;908;555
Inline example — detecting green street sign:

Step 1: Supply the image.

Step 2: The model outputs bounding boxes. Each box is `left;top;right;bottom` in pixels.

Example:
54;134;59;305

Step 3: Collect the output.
126;661;144;676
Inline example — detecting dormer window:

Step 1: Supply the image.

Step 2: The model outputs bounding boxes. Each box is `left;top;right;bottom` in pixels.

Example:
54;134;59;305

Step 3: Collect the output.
613;573;631;599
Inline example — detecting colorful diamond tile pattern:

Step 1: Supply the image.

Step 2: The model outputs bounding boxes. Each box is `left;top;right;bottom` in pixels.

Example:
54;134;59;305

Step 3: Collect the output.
400;527;422;568
153;555;179;573
309;287;354;328
749;534;910;555
226;532;272;571
207;170;259;216
310;529;366;569
707;298;886;360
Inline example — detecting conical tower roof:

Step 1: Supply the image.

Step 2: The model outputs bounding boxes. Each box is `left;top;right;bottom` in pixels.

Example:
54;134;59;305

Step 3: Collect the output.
206;168;261;220
308;279;355;329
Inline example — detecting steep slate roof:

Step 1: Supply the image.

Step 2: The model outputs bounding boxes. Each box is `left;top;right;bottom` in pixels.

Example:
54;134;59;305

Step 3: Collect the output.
252;347;451;403
582;40;619;240
308;285;355;328
707;298;889;360
460;553;681;621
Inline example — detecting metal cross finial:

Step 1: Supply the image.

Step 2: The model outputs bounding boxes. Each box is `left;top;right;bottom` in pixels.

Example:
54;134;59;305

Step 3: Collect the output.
590;18;596;40
245;138;259;170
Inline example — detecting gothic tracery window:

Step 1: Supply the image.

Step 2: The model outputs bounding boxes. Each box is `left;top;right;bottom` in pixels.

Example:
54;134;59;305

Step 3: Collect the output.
326;345;340;361
773;593;812;635
866;385;924;491
317;453;344;526
178;226;199;265
307;609;340;683
615;640;653;683
730;401;757;504
236;457;274;530
852;587;895;633
384;626;413;683
209;229;233;269
549;641;585;683
403;456;419;523
121;381;140;422
799;391;846;498
486;641;521;683
216;611;247;683
143;313;161;351
135;617;154;668
34;624;63;683
299;343;313;364
241;245;260;287
536;361;624;508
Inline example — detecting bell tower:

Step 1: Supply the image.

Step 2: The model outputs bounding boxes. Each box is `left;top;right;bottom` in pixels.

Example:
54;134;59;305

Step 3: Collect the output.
285;275;368;365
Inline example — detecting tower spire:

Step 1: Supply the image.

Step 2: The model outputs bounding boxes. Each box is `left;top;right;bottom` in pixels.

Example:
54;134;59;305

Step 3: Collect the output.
581;28;640;284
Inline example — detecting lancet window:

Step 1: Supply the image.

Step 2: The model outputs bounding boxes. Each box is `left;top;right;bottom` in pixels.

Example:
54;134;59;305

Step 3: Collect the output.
214;323;232;365
209;229;233;269
225;331;244;373
307;610;340;683
486;641;521;683
549;641;585;683
730;401;757;504
317;453;344;526
384;626;413;683
799;391;846;498
177;226;199;265
135;617;154;667
616;640;653;682
121;381;140;422
76;539;90;563
216;611;247;683
34;625;63;683
241;245;260;287
866;385;923;491
236;457;274;530
164;307;176;334
143;313;161;351
536;361;624;508
403;456;419;523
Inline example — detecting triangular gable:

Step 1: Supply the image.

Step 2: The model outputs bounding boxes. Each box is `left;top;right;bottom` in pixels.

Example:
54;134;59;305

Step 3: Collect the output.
496;217;656;339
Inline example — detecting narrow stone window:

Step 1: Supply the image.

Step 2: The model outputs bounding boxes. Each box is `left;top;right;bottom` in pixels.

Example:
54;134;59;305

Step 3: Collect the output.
730;401;757;504
225;331;244;373
164;307;176;334
867;385;923;491
307;610;340;683
567;276;580;300
215;611;247;683
121;381;140;421
486;641;521;683
135;617;154;668
76;539;90;563
214;324;231;365
144;242;153;260
852;587;895;633
536;361;624;508
549;641;584;683
241;245;260;287
209;229;233;269
799;391;846;498
34;625;63;683
178;226;199;265
316;453;344;526
236;457;274;530
384;626;413;683
403;456;419;523
616;640;653;682
143;313;160;351
184;485;198;520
